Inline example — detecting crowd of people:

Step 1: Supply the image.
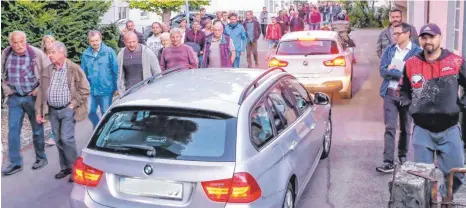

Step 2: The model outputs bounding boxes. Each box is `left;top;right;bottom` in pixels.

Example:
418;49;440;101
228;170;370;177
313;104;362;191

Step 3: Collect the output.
0;5;353;180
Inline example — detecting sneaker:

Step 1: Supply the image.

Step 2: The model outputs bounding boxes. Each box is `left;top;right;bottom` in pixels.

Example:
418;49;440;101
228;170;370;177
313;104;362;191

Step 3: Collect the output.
376;163;395;173
32;159;48;170
45;138;55;146
55;168;72;179
2;164;23;176
399;157;407;165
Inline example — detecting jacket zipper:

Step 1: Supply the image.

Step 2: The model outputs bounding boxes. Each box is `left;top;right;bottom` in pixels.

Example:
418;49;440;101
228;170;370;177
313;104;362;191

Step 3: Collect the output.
430;62;434;79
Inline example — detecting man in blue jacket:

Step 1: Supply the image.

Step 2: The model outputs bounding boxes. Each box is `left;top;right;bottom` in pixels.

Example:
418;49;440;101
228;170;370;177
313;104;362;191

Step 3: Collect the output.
224;12;247;68
81;30;118;129
376;23;422;173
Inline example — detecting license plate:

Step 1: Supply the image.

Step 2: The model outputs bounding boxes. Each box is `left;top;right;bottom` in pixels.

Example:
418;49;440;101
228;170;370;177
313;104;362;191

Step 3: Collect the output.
298;77;319;84
119;177;183;200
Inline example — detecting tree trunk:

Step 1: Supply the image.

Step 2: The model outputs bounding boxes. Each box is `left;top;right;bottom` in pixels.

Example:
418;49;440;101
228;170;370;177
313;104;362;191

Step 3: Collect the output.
162;8;171;23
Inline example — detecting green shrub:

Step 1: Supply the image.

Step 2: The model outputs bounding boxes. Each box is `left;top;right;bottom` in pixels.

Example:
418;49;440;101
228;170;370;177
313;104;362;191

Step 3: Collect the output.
1;1;119;64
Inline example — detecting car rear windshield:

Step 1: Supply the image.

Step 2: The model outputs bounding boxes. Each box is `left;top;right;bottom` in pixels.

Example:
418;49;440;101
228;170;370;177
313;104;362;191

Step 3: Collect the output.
87;107;237;162
276;40;339;55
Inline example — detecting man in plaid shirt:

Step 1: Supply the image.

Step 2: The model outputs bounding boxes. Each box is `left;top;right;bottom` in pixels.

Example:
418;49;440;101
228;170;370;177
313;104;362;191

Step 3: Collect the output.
1;31;51;176
35;41;90;182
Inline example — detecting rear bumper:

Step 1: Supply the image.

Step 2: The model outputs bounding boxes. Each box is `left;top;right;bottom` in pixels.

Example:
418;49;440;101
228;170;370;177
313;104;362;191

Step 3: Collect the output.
70;185;110;208
297;76;350;93
225;190;285;208
303;80;343;93
70;182;285;208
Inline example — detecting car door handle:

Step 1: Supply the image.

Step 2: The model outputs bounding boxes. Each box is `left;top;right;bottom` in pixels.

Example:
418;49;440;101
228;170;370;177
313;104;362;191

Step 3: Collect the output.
310;123;316;130
290;141;298;151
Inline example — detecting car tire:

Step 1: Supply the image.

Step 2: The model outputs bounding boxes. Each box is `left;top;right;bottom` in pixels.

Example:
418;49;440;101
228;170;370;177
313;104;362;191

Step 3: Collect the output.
282;182;295;208
320;115;332;159
340;66;353;99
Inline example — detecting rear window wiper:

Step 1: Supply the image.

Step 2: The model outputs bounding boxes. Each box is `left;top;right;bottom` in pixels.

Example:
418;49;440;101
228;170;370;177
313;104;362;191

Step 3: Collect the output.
105;143;156;157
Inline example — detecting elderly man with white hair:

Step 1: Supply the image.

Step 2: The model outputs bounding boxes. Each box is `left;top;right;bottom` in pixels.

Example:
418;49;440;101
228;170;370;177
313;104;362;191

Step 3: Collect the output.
1;31;50;176
35;41;90;182
202;21;236;68
289;10;305;32
117;31;161;95
159;28;199;70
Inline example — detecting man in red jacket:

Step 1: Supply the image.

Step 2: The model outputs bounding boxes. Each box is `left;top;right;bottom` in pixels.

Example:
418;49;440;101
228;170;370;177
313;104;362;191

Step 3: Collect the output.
308;6;321;30
400;23;466;202
265;17;282;49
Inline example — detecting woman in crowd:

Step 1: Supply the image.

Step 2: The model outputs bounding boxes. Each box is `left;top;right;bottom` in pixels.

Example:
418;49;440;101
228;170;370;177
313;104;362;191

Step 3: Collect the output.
146;22;164;57
202;19;213;36
158;32;171;62
179;19;188;43
162;22;170;33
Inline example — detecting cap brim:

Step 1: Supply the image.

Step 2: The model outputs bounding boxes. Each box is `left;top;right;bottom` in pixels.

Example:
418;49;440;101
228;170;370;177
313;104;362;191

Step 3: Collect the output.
419;31;439;37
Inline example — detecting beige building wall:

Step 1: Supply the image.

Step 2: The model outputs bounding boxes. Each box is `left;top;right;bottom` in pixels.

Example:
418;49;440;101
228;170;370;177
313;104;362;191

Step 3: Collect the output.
402;0;464;56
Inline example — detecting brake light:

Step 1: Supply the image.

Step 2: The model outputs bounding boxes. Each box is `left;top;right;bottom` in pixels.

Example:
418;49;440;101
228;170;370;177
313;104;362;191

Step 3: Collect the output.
72;157;103;187
201;172;262;203
269;58;288;67
323;56;346;67
298;37;316;41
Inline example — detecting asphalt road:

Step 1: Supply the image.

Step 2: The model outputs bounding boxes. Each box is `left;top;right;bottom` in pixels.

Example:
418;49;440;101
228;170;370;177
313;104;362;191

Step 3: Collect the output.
1;29;396;208
295;28;392;208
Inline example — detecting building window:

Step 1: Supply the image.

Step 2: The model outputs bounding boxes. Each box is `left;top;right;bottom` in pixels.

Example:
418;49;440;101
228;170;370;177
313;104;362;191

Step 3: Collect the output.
454;1;460;50
141;11;149;20
119;6;128;20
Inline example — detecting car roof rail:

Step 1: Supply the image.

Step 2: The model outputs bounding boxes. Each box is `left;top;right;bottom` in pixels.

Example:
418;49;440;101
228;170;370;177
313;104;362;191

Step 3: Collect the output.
238;67;286;104
119;66;185;99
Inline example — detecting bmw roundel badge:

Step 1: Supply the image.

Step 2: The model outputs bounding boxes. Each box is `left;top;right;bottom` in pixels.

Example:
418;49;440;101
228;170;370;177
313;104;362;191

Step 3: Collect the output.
303;61;308;66
144;164;153;175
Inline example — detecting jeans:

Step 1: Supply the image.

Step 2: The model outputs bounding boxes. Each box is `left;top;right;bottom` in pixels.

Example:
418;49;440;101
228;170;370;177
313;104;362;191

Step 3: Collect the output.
8;95;46;166
309;23;320;30
260;24;267;37
49;107;78;170
199;54;204;68
412;125;465;197
268;40;279;49
233;51;241;68
383;91;412;163
88;94;113;129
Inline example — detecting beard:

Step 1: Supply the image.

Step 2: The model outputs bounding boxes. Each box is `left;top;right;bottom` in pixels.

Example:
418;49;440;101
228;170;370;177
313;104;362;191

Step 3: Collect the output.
423;44;439;54
391;21;400;26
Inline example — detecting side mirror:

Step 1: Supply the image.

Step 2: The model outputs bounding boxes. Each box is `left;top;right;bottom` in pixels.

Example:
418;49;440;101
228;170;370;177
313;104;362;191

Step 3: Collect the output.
314;92;330;105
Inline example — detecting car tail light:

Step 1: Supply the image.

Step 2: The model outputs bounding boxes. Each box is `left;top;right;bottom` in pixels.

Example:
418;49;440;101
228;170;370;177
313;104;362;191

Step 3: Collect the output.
323;56;346;67
269;58;288;67
201;172;262;203
73;157;103;187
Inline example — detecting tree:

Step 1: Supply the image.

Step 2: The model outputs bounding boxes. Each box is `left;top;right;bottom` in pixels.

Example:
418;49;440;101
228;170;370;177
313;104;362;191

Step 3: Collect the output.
129;0;210;23
341;0;389;28
1;1;120;63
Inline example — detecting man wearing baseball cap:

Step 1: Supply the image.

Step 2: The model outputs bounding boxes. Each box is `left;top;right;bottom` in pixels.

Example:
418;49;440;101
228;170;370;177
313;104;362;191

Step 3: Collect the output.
399;23;466;202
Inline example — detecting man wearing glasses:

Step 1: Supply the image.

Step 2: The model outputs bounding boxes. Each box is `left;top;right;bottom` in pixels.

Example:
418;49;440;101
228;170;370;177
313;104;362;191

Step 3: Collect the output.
376;22;422;173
